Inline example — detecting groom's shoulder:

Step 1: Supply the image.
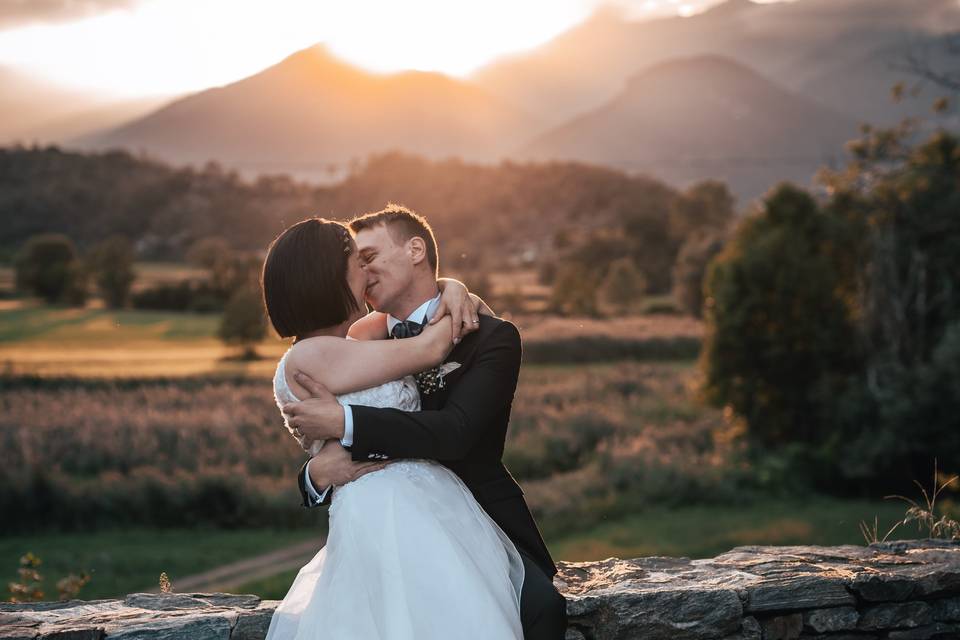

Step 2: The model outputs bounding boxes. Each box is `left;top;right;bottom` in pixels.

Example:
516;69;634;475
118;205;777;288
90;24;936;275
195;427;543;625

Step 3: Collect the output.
476;314;521;346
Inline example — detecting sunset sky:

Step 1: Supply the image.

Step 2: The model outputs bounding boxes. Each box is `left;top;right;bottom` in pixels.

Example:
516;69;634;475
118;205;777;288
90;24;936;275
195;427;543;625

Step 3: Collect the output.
0;0;789;98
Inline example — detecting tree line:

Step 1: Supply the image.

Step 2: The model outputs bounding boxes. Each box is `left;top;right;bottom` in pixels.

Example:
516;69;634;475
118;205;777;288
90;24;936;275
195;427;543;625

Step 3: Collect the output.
13;234;267;356
1;147;736;317
700;121;960;494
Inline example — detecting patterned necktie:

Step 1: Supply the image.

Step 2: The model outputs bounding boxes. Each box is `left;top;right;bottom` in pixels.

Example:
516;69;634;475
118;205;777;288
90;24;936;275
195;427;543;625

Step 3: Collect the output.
390;319;426;339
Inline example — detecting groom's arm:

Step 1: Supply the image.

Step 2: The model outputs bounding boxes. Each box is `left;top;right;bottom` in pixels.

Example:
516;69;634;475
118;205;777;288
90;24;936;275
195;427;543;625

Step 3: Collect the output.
298;408;357;506
297;439;387;507
349;320;521;462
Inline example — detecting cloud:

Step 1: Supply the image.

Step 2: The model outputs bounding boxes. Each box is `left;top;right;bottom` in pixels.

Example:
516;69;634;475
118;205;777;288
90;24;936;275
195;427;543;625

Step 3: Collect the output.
0;0;136;30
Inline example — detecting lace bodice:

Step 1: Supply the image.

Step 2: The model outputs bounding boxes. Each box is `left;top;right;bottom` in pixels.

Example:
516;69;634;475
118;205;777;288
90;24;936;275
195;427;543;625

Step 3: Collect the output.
273;342;421;455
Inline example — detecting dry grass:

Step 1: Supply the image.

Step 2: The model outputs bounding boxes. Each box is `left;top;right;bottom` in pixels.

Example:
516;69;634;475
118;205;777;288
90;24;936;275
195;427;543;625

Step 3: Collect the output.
513;314;703;343
0;304;703;378
0;361;747;534
0;303;288;377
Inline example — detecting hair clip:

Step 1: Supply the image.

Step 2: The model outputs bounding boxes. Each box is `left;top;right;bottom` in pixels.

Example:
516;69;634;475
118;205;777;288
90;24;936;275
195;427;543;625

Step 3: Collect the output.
339;226;352;253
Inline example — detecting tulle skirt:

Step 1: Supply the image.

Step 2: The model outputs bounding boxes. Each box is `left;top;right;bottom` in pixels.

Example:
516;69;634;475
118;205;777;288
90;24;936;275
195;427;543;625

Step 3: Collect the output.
264;460;525;640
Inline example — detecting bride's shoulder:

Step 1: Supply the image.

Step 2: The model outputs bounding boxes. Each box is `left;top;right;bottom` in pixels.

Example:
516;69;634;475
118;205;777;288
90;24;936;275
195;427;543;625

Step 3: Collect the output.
286;336;347;367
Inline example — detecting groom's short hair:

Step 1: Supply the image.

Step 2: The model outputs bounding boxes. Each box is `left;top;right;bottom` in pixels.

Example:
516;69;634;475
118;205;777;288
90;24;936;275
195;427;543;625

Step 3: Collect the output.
349;204;438;277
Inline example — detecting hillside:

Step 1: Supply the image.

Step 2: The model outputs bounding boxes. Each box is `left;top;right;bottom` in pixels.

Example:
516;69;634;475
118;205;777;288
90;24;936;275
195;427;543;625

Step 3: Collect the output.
0;146;681;267
78;45;539;178
522;56;859;201
472;0;960;127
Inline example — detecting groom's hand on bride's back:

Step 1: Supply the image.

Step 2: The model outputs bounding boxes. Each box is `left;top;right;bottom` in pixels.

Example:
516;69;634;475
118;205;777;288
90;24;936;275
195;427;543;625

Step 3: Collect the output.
308;440;387;488
282;373;345;441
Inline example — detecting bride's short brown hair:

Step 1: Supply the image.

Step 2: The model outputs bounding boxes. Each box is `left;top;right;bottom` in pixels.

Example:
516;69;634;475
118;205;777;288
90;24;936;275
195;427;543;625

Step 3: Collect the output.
261;218;361;338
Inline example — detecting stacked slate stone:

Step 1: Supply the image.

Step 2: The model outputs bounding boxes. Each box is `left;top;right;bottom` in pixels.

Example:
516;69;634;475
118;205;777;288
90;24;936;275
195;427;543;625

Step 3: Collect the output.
0;593;274;640
558;539;960;640
1;539;958;639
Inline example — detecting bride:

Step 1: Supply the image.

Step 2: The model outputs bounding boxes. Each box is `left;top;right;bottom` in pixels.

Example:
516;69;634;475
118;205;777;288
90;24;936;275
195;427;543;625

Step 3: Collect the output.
261;217;524;640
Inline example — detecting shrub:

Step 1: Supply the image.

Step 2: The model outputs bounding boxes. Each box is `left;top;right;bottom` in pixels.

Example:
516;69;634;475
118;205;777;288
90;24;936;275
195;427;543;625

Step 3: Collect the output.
131;281;226;312
549;265;601;317
218;287;267;358
600;258;647;315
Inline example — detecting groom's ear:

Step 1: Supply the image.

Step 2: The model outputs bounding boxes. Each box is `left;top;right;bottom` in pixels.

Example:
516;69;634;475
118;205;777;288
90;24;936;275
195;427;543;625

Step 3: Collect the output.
407;236;428;266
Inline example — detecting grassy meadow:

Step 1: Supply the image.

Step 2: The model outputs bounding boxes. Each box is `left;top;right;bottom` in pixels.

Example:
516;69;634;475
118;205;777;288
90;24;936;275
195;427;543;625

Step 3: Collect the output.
0;275;925;601
2;498;918;601
1;528;323;600
0;297;703;377
0;304;287;378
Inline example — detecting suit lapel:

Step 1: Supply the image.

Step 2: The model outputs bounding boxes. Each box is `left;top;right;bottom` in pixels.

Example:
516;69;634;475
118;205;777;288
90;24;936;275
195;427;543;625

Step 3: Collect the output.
441;333;479;384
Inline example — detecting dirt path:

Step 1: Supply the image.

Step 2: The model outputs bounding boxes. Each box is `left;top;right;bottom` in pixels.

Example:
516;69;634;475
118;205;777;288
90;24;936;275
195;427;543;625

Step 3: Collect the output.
157;536;326;594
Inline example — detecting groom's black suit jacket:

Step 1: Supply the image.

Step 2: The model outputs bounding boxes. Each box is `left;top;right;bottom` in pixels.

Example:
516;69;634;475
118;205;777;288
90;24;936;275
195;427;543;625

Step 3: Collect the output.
297;314;557;579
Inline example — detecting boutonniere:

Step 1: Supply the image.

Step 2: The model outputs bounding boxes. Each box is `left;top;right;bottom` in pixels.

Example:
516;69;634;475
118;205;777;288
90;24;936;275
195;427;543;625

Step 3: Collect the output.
414;361;461;395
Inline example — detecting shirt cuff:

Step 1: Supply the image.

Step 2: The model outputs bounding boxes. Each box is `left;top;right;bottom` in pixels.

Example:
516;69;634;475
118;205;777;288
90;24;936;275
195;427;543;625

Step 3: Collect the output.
340;405;354;448
304;457;331;504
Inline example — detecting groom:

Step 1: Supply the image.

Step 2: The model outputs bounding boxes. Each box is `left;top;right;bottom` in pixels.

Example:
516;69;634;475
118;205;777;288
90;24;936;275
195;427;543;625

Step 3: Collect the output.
283;204;567;639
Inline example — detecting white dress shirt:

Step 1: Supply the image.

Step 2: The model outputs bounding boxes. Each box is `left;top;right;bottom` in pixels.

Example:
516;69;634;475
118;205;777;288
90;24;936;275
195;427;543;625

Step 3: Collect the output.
304;292;442;504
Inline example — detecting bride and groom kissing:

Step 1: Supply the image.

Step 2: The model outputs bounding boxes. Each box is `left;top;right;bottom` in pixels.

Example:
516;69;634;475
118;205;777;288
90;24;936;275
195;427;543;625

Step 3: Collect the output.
261;204;568;639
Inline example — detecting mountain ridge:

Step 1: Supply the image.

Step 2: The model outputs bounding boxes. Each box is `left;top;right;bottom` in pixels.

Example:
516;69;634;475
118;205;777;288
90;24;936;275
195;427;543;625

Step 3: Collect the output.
78;44;540;177
471;0;960;127
522;54;860;201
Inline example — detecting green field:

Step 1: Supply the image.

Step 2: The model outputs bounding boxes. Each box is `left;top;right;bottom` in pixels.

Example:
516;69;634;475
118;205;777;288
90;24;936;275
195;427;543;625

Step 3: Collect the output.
0;304;288;377
547;497;918;562
0;261;283;377
237;569;302;600
1;528;322;601
0;301;703;377
2;497;921;601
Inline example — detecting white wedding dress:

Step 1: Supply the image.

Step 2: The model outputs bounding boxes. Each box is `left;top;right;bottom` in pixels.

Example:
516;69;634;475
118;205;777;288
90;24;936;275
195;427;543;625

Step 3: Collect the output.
265;346;525;640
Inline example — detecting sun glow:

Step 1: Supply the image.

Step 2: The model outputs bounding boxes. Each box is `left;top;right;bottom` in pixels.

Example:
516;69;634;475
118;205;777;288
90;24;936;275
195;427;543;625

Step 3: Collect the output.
0;0;593;97
0;0;791;97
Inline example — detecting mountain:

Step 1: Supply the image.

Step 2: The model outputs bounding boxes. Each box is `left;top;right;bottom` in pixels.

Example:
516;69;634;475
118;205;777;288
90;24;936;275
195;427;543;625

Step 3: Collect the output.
521;55;860;202
77;45;539;178
472;0;960;128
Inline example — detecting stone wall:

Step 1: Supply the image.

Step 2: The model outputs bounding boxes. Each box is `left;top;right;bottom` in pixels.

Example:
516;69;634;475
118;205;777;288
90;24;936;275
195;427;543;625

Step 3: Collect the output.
2;539;958;640
558;539;960;640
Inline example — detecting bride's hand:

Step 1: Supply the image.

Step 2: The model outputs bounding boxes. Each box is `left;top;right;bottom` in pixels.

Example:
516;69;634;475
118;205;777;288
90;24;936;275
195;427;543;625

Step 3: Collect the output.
417;315;456;362
433;277;495;343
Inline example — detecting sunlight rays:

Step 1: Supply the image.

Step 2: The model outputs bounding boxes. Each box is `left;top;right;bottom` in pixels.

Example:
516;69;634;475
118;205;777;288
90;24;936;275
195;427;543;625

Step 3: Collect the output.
0;0;792;97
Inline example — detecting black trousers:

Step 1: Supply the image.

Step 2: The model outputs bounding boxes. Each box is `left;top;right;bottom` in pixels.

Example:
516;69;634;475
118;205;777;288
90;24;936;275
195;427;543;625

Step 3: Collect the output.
518;547;568;640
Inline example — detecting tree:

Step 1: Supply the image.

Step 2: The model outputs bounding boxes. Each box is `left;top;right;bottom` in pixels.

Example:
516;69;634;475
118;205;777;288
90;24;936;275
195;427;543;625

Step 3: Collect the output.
600;258;647;315
14;234;85;304
187;237;261;300
620;206;676;294
218;287;267;359
670;180;736;242
187;237;234;291
894;33;960;93
87;235;136;308
701;183;861;450
672;231;727;318
815;126;960;490
549;265;600;317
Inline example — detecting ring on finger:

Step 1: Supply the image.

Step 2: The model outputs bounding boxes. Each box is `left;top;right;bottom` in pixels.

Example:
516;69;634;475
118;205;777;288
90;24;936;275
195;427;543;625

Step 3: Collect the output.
293;426;303;438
